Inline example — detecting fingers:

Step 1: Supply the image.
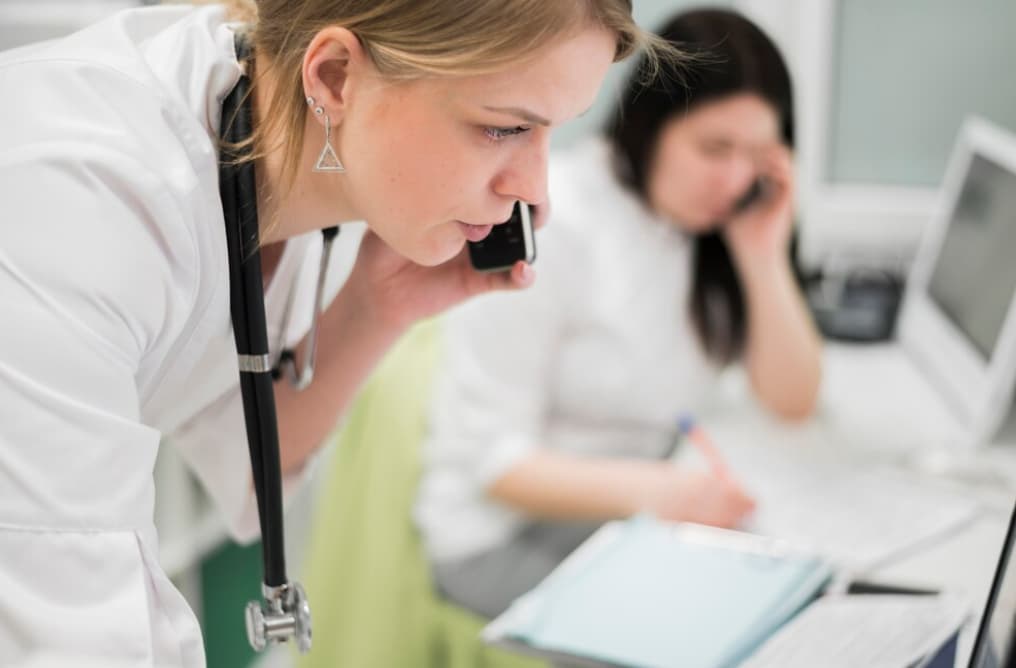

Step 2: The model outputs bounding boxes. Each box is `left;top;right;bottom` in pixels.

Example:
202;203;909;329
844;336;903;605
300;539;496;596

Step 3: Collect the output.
742;153;792;222
722;476;756;509
733;488;757;515
713;478;756;527
450;252;535;298
475;260;535;294
509;260;535;287
760;142;792;169
714;497;755;528
758;146;794;194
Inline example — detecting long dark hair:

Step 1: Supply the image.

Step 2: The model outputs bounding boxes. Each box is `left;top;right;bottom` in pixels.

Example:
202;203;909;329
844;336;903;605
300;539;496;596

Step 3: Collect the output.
606;9;797;365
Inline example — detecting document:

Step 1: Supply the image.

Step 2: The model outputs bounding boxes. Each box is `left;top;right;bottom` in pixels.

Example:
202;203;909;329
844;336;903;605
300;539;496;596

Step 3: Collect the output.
741;594;968;668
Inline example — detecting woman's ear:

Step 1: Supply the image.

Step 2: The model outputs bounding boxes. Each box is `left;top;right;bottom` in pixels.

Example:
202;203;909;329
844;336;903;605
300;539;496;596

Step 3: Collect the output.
301;27;369;126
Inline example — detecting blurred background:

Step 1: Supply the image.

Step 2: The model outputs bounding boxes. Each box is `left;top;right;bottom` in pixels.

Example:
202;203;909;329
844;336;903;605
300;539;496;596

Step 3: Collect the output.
2;1;1014;666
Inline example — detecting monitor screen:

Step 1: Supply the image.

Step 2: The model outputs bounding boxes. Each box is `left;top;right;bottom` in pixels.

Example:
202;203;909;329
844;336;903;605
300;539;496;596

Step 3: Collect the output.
928;154;1016;360
970;502;1016;668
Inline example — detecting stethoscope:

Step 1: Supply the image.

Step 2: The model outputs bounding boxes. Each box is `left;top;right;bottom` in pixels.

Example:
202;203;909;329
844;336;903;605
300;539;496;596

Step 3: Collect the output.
218;34;323;653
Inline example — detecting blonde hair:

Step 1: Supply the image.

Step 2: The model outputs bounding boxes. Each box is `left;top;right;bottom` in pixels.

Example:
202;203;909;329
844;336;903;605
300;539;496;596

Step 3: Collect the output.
215;0;681;189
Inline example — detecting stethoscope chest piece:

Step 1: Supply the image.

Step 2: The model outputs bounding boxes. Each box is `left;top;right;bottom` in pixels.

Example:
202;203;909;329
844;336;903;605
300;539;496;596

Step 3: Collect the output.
245;582;313;653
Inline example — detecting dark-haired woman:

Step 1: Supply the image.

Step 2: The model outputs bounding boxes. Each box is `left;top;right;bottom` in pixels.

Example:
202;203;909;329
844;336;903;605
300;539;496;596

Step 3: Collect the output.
414;8;822;619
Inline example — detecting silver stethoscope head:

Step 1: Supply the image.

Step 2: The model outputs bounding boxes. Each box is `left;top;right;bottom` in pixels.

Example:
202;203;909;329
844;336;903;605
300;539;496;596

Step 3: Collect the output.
245;582;312;653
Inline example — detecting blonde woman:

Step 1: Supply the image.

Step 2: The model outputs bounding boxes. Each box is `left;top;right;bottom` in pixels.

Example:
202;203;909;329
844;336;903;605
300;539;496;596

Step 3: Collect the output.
0;0;665;664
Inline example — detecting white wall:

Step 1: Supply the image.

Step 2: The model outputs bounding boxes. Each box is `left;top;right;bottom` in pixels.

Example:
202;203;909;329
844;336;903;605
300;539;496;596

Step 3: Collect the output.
784;0;1016;268
0;1;139;50
828;0;1016;188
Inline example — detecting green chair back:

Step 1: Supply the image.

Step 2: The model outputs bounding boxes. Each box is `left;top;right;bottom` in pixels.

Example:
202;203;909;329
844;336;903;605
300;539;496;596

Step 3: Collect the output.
298;319;546;668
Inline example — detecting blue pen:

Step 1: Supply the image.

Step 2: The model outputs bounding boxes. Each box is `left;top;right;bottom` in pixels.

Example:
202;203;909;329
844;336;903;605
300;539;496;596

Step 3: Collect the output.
674;414;734;482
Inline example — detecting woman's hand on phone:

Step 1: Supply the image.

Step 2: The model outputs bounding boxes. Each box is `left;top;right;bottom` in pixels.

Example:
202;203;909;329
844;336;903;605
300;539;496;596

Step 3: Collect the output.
723;143;795;268
344;224;540;334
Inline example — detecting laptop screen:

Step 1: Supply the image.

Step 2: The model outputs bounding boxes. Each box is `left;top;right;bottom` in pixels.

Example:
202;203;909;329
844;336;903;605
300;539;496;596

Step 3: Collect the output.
970;501;1016;667
928;154;1016;360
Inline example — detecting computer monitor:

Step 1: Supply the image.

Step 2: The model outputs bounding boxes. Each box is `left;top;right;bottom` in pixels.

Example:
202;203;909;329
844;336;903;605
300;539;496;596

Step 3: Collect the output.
927;155;1016;361
969;501;1016;668
896;117;1016;449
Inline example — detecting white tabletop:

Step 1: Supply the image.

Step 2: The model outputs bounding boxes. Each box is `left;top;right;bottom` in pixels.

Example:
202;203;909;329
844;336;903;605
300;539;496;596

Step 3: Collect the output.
699;342;1016;667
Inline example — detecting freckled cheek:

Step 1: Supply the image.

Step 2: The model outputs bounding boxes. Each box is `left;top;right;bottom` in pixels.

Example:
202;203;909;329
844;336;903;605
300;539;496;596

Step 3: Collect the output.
348;113;488;221
411;143;488;210
374;154;459;227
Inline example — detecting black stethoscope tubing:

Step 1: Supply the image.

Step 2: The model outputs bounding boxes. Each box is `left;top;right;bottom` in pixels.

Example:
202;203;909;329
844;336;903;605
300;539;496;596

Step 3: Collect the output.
218;45;288;587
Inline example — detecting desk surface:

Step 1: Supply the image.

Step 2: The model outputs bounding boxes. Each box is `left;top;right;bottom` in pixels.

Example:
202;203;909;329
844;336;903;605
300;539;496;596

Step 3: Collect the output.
701;342;1016;667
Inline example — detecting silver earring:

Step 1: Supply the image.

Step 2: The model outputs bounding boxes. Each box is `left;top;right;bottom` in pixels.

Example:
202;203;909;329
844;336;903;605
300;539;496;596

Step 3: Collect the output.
314;114;345;173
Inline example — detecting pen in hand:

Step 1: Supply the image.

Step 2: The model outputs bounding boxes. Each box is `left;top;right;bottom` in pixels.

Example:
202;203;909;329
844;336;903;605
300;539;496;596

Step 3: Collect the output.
677;414;743;488
648;415;755;527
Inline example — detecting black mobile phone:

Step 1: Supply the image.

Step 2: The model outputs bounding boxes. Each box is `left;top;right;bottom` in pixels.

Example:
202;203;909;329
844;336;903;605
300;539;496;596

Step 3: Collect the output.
468;201;536;273
733;178;767;214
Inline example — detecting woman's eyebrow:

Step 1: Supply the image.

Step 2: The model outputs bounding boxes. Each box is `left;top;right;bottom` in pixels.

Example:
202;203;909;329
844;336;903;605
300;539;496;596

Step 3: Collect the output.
483;105;552;127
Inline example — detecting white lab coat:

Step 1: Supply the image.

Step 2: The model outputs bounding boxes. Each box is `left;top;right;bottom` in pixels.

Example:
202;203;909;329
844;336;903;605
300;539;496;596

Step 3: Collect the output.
0;6;362;666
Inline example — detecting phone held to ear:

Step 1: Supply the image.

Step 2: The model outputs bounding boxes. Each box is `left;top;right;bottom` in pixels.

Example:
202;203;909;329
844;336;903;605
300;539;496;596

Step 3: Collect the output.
468;201;536;273
733;178;768;214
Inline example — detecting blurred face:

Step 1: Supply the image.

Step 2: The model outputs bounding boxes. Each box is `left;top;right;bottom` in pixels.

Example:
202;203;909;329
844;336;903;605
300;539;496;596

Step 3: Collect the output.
333;28;616;265
646;93;782;233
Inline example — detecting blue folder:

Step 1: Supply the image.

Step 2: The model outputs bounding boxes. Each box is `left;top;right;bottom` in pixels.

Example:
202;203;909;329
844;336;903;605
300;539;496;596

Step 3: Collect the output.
484;516;833;668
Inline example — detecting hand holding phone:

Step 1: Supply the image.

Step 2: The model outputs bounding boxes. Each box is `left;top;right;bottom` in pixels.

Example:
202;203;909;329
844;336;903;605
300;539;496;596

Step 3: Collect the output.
732;177;769;214
468;201;536;273
723;145;796;262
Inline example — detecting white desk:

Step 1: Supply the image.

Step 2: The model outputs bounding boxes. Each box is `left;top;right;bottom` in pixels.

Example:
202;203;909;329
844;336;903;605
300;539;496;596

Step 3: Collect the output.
700;342;1016;667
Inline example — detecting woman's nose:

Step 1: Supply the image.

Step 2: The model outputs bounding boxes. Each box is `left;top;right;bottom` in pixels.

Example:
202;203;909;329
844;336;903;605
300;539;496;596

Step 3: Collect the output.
491;136;549;207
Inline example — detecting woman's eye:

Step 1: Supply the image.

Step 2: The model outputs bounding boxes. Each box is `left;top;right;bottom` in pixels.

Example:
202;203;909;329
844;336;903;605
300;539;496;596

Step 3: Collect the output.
484;125;531;142
699;140;733;158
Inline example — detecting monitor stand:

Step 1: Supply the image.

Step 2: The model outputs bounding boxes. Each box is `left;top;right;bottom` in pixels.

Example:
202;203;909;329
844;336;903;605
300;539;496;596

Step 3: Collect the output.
903;390;1016;491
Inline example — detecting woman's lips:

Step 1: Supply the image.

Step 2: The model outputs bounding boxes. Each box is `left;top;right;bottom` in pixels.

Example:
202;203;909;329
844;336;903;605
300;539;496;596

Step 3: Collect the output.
457;221;494;242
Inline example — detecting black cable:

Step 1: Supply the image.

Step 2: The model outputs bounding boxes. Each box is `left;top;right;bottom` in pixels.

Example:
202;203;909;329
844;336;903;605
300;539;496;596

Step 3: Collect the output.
219;34;287;588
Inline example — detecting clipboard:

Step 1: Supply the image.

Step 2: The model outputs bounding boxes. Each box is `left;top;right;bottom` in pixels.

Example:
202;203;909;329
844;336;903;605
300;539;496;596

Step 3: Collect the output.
483;516;833;668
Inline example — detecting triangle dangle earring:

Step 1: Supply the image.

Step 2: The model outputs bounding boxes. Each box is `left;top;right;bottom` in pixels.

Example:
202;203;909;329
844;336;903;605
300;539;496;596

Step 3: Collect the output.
308;97;345;173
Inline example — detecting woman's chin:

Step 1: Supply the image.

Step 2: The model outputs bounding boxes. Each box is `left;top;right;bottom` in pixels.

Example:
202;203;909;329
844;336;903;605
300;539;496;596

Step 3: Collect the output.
679;215;724;235
407;234;465;267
